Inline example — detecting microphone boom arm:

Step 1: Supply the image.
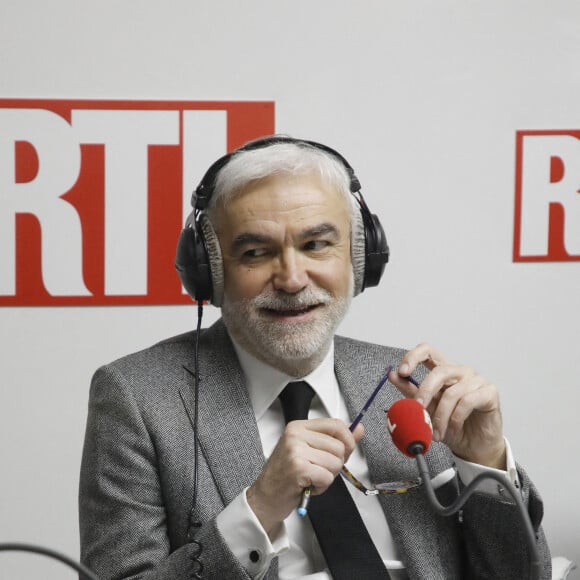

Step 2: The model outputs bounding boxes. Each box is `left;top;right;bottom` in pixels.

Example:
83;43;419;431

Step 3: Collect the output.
410;444;542;580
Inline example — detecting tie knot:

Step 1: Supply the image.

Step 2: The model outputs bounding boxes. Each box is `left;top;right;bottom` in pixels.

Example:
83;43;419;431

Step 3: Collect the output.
278;381;315;424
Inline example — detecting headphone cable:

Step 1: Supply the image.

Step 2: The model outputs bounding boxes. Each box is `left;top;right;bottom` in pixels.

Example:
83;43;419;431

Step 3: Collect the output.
0;543;100;580
182;301;205;579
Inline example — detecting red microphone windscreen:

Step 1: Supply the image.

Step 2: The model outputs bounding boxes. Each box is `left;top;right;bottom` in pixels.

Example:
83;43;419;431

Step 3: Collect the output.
386;398;433;457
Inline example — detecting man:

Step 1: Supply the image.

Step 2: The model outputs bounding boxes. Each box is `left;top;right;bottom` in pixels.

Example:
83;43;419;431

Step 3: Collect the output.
79;136;551;579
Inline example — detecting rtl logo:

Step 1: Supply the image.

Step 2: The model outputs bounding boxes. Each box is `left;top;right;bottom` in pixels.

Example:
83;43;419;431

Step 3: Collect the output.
514;130;580;262
0;99;275;305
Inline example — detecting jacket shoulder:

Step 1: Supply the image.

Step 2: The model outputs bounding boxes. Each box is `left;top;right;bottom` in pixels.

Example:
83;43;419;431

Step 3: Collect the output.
90;320;231;397
102;319;229;370
334;334;407;360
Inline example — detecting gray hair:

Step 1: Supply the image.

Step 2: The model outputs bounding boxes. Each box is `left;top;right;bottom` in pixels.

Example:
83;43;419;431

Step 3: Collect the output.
206;140;358;221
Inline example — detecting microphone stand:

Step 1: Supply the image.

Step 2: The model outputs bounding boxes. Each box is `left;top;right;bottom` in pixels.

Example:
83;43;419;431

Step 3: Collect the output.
409;443;542;580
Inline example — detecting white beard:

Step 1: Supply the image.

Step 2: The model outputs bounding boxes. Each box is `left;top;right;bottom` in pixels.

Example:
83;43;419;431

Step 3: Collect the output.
221;281;353;373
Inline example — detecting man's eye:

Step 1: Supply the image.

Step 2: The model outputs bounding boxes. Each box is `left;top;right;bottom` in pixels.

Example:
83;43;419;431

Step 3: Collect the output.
243;248;268;259
304;240;330;251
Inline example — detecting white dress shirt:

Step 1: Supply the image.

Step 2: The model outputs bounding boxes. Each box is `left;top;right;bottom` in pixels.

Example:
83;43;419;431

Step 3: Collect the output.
215;341;519;579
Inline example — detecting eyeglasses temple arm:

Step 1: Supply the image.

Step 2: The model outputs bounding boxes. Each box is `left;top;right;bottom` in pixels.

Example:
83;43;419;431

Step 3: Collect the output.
349;365;393;432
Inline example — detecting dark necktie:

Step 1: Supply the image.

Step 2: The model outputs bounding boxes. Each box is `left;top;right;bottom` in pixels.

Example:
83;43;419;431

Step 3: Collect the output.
279;381;390;579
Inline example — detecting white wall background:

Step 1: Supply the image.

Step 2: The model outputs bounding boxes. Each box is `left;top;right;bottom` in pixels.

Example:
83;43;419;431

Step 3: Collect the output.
1;1;579;577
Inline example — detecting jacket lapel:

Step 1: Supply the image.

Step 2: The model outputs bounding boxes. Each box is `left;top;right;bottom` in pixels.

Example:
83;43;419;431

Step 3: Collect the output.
179;320;266;506
334;337;419;484
334;336;457;578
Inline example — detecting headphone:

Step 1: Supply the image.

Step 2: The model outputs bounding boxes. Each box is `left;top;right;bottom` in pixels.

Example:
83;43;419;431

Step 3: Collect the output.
175;136;390;305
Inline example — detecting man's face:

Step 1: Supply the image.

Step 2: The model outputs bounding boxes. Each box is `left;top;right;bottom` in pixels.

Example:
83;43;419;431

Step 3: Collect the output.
216;172;354;374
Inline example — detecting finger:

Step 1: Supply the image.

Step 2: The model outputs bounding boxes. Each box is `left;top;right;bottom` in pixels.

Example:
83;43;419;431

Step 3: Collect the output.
286;446;351;494
306;463;343;495
303;417;358;454
351;422;365;445
304;446;348;477
416;364;474;410
266;436;343;492
446;383;501;435
398;342;451;377
296;417;354;437
388;368;419;398
305;424;365;472
445;384;505;468
428;374;485;441
285;419;356;460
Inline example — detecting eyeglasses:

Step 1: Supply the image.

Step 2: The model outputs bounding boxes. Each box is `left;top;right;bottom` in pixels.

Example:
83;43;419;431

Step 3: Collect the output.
341;465;421;495
340;365;422;496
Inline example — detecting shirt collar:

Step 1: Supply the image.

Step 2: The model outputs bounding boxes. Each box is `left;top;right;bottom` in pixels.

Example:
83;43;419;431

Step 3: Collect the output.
230;337;339;421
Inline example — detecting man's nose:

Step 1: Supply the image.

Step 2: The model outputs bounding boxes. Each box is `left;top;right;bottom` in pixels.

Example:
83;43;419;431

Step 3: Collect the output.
272;250;309;293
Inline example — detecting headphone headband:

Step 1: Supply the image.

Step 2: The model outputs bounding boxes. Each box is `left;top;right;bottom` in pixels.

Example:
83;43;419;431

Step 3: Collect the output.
193;136;362;211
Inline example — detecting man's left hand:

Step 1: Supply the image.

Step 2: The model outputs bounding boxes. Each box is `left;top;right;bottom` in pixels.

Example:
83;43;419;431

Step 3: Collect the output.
388;343;506;469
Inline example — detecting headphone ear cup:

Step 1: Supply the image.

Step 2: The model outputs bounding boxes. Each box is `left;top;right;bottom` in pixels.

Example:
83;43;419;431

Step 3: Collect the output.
362;213;389;289
351;209;367;296
199;214;224;307
175;216;213;303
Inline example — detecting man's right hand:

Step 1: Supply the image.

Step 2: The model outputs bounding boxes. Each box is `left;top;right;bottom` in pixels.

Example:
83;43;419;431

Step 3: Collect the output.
246;418;364;536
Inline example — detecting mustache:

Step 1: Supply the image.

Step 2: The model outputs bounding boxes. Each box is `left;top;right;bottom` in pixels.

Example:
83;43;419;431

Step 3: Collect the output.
252;288;333;310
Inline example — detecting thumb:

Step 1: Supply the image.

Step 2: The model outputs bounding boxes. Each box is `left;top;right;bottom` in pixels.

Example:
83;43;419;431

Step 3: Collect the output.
352;422;365;444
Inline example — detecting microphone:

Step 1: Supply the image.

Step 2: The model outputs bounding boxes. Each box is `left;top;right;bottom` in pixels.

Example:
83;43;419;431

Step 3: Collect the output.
386;398;542;580
387;397;433;457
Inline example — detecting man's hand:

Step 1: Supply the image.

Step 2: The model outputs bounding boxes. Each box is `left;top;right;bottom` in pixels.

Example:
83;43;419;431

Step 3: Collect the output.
388;343;506;470
247;418;364;535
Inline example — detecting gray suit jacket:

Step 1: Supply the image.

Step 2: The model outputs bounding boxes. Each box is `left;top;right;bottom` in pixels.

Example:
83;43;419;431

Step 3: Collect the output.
79;319;551;579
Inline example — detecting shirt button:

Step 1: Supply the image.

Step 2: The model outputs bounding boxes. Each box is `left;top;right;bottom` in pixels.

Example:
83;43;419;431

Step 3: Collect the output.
249;549;261;563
